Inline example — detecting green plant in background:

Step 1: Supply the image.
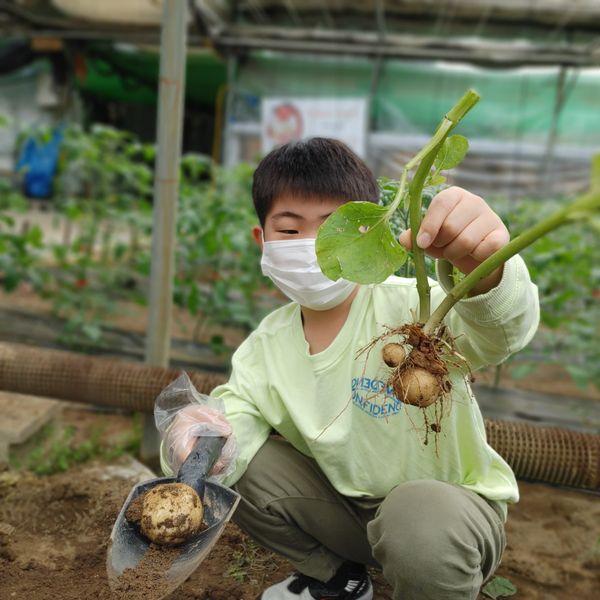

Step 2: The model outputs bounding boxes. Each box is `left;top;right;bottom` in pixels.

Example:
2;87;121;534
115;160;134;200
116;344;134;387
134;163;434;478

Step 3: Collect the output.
1;120;275;351
0;115;45;294
10;415;142;476
41;124;155;346
492;197;600;392
175;156;278;350
0;191;45;293
43;123;277;348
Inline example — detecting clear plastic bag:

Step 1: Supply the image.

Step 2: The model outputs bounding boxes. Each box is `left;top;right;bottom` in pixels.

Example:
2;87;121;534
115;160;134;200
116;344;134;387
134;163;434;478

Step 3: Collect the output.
155;372;238;481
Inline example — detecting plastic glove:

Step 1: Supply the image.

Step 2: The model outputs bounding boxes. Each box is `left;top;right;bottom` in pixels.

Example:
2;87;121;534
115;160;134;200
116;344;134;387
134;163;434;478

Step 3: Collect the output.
154;372;238;481
165;404;236;475
164;404;237;476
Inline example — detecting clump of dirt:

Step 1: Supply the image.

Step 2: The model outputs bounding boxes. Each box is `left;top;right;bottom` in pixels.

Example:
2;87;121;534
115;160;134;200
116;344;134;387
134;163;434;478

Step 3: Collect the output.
125;492;145;523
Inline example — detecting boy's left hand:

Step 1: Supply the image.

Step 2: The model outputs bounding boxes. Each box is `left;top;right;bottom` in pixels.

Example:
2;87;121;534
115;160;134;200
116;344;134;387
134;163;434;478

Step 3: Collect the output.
398;186;509;296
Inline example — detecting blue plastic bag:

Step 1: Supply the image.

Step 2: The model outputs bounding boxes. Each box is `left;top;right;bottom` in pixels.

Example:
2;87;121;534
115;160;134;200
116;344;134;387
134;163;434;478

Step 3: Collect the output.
16;128;63;198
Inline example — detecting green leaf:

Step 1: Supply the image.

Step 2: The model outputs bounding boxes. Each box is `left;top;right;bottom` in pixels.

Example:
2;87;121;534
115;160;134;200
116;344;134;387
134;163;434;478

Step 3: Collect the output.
25;225;44;248
0;213;15;226
2;270;21;292
187;282;200;314
316;202;407;284
429;174;447;186
482;576;517;599
433;135;469;171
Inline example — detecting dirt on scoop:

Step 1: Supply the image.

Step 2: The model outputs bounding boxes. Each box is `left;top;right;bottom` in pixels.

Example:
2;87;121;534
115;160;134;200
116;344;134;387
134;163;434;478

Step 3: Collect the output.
125;492;145;523
111;544;181;600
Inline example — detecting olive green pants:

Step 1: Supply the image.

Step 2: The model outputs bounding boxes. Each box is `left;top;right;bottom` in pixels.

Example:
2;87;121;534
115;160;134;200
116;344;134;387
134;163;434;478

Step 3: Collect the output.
232;438;506;600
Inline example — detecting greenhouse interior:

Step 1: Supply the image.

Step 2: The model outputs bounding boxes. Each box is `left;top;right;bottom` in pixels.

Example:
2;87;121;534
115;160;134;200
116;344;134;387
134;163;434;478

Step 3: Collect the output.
0;2;599;599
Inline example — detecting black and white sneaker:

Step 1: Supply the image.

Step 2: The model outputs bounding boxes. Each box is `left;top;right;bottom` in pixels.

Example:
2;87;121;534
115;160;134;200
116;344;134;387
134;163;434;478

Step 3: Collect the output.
258;561;373;600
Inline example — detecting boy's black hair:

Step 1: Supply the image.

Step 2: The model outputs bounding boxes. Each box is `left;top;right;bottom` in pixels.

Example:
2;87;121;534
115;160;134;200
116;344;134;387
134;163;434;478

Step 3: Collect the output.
252;137;379;226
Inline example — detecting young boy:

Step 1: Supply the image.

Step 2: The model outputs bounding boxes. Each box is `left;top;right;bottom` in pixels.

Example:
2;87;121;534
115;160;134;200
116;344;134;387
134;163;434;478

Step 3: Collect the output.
160;138;539;600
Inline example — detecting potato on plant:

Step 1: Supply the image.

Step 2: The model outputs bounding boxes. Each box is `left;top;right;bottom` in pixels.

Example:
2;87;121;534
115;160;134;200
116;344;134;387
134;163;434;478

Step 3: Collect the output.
140;482;203;546
382;343;407;368
393;367;441;408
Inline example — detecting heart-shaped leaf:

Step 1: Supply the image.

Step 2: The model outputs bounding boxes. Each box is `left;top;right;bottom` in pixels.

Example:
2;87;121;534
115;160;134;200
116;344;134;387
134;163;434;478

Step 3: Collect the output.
434;135;469;171
316;202;407;284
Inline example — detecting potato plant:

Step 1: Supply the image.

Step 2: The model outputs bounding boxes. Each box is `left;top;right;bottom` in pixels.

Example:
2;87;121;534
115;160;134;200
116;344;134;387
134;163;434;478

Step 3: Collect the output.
316;90;600;434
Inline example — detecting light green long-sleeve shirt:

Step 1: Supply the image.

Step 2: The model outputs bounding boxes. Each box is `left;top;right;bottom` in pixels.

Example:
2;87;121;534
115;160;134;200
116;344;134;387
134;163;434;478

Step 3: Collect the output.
163;255;539;518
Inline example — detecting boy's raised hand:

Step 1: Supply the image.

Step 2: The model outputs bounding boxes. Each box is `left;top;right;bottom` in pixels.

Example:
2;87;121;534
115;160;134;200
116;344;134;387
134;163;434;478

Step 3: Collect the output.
398;186;509;295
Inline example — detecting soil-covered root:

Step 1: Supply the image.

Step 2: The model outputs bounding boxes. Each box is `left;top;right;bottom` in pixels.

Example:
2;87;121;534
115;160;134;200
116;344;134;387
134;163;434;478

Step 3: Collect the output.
356;322;468;447
387;323;452;409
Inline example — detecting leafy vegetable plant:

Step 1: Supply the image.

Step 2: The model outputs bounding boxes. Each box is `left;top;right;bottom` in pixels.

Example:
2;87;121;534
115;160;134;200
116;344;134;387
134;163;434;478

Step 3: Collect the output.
316;90;600;429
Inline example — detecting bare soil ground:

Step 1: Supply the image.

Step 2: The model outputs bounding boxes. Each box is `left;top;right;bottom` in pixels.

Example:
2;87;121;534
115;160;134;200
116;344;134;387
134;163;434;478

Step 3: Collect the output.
0;449;598;599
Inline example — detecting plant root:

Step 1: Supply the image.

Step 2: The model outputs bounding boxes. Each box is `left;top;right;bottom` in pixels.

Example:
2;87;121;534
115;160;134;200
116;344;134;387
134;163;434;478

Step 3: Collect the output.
360;322;469;450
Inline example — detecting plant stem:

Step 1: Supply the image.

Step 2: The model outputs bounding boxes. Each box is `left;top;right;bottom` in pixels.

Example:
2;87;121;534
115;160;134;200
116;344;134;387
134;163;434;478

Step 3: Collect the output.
386;90;481;218
424;190;600;334
392;89;480;322
409;142;446;321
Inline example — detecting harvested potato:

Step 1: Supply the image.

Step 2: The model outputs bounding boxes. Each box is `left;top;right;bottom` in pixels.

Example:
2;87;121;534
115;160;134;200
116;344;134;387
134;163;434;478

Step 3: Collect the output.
140;482;203;546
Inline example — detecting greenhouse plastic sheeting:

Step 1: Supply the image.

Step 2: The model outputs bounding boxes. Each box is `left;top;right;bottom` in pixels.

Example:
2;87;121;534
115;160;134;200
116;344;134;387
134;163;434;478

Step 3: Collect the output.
227;52;600;197
231;52;600;148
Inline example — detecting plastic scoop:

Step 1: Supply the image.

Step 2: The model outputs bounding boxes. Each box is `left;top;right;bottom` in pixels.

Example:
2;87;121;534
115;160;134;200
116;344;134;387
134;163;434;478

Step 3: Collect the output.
107;436;240;599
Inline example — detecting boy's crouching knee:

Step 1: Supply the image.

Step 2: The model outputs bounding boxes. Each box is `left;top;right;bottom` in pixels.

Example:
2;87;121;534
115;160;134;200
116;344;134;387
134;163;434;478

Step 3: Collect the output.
367;480;488;599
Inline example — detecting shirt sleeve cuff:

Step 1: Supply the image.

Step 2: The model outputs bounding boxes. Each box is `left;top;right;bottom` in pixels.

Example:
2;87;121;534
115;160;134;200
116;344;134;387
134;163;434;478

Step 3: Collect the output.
435;255;526;323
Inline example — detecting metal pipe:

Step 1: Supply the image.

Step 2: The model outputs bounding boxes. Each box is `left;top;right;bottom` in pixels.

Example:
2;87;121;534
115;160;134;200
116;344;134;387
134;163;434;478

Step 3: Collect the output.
213;34;600;67
146;0;188;369
143;0;189;459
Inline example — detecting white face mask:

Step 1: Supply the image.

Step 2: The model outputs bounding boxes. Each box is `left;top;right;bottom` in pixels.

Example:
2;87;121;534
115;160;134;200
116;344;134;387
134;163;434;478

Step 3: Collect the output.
260;238;357;311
